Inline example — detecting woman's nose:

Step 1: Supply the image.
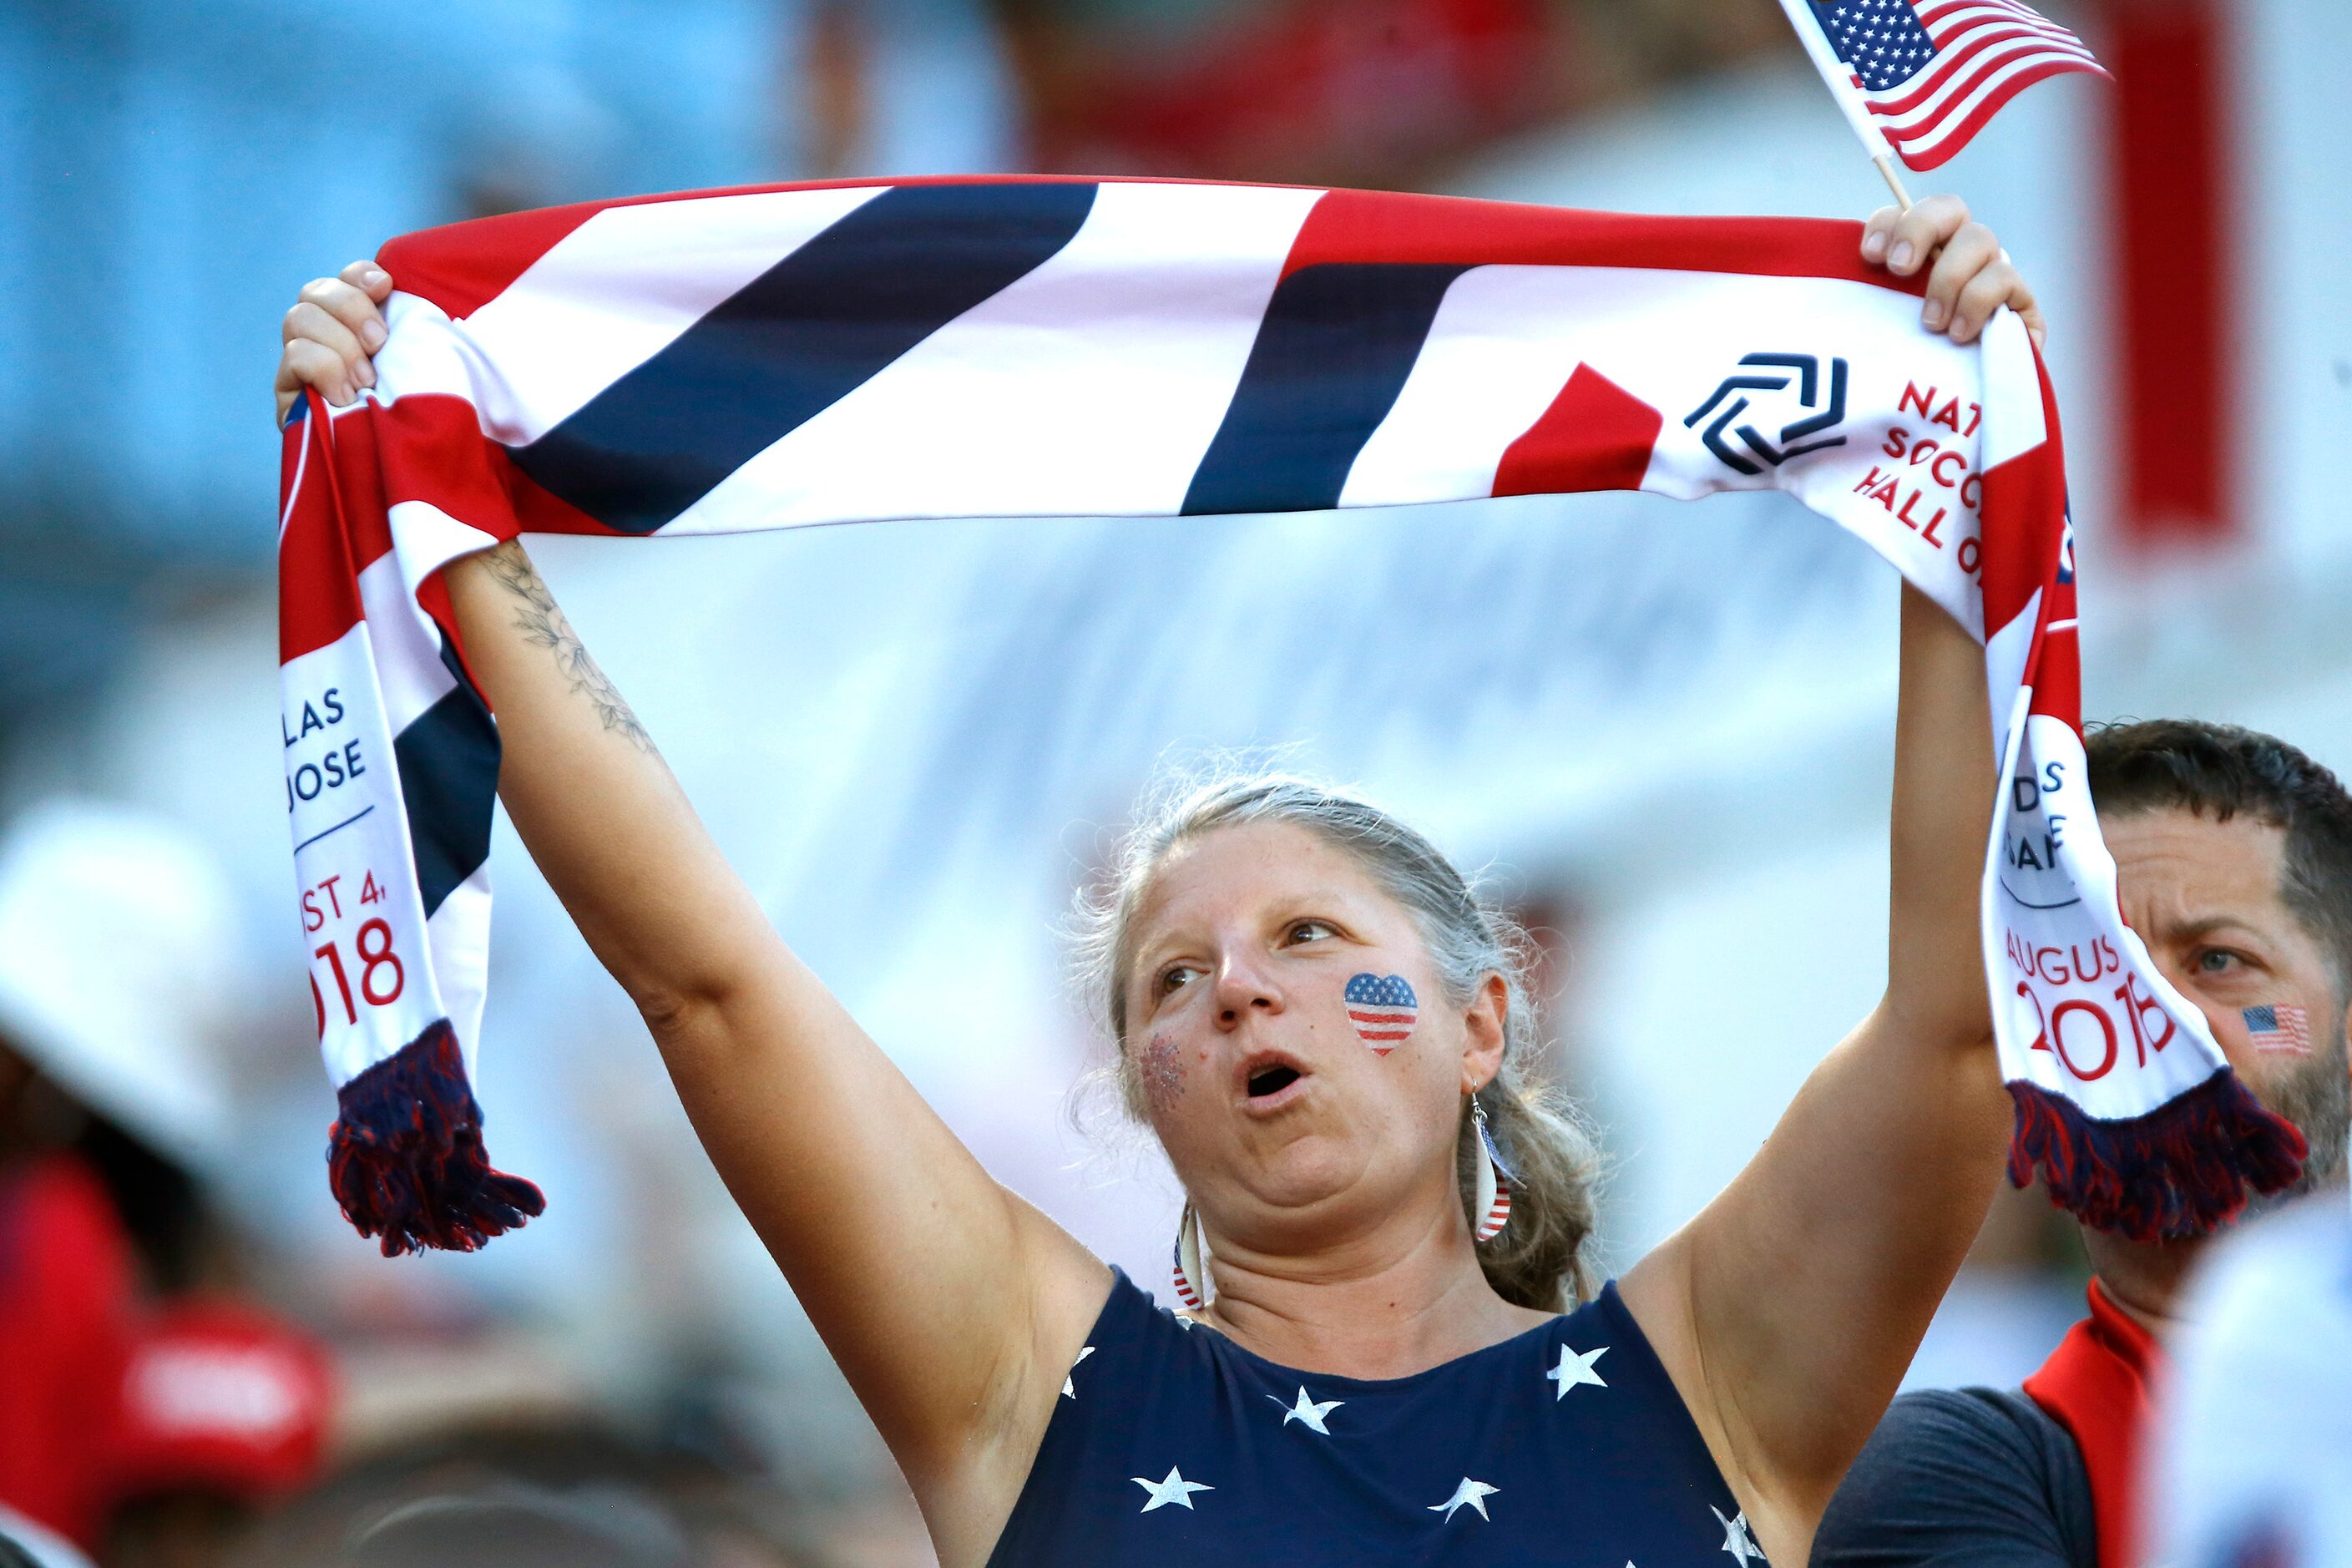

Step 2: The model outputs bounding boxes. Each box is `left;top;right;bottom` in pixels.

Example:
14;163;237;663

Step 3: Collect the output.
1212;953;1282;1028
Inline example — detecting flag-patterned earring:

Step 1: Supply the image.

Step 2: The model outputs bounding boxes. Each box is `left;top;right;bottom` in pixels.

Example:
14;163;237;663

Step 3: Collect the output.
1173;1202;1214;1310
1472;1094;1514;1243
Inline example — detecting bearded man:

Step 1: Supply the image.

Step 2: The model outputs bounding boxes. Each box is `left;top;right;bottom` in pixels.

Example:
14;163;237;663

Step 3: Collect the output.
1815;719;2352;1568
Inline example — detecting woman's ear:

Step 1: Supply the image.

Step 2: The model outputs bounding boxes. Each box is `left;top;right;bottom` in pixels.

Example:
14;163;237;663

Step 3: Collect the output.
1460;971;1509;1090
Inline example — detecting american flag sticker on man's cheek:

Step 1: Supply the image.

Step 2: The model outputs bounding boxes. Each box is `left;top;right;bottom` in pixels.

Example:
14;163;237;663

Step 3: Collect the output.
1345;974;1418;1055
2243;1004;2314;1055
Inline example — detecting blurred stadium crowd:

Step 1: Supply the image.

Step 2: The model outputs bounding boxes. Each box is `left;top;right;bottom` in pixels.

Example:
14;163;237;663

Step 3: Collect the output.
3;1;2348;1565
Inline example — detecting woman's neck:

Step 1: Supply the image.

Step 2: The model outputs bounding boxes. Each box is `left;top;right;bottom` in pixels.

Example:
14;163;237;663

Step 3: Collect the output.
1195;1204;1552;1379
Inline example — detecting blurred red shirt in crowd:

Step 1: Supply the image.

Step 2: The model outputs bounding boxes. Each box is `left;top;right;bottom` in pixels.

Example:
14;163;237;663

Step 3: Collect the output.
0;1151;333;1555
0;1152;136;1548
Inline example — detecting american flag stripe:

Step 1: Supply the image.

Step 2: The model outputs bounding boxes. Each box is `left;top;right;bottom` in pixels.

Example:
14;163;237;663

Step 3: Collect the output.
1917;0;2076;33
1864;21;2092;117
1172;1236;1206;1310
1889;56;2101;169
1343;974;1420;1051
1918;0;2076;33
1474;1182;1512;1244
1873;38;2098;137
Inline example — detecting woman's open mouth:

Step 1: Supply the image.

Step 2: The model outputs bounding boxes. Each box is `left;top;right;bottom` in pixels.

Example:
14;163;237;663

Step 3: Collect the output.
1236;1051;1311;1113
1247;1064;1301;1098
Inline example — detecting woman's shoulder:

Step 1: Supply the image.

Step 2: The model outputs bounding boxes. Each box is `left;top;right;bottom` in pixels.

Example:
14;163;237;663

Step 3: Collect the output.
1049;1266;1217;1410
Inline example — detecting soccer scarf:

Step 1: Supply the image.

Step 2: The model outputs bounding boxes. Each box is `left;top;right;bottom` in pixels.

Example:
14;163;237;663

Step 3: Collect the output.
276;176;2303;1256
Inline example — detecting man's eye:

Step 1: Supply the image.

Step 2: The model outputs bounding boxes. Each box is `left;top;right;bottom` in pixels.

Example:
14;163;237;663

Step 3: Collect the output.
2196;949;2237;974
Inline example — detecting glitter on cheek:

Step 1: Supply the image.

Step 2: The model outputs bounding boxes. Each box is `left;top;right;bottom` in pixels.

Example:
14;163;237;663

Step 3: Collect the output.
1140;1032;1187;1115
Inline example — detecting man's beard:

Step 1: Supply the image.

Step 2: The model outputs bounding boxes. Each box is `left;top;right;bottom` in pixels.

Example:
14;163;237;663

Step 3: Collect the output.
2251;1007;2351;1209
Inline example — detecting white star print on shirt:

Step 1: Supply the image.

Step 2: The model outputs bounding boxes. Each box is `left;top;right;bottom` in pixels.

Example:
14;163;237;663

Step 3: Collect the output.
1545;1343;1609;1399
1429;1478;1500;1522
1132;1466;1213;1513
1061;1346;1095;1399
1713;1505;1766;1564
1267;1386;1343;1433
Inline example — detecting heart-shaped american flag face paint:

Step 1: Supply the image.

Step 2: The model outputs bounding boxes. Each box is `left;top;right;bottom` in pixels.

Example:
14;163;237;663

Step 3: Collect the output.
1344;974;1419;1055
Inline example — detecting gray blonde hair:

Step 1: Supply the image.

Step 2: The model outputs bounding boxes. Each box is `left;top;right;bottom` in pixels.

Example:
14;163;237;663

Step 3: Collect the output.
1072;769;1601;1311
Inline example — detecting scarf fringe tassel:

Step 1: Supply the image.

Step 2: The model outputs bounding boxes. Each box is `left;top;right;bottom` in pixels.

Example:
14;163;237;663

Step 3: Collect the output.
2007;1071;2306;1242
326;1019;546;1257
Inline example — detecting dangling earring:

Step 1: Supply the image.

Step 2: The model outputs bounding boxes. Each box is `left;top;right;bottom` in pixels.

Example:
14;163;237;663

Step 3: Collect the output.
1173;1202;1214;1310
1472;1093;1514;1243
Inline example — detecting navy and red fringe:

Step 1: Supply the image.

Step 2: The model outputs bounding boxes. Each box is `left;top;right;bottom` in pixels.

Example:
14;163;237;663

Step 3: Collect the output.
326;1019;545;1257
2007;1072;2307;1242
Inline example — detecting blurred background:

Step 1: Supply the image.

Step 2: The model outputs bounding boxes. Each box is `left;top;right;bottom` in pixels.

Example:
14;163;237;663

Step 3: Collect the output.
2;0;2348;1562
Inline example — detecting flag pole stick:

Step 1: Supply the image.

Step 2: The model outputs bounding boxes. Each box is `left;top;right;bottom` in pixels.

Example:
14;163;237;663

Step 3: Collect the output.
1873;154;1914;212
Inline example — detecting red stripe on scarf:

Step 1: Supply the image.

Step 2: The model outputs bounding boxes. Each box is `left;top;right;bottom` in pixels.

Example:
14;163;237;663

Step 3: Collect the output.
1278;188;1933;291
1972;420;2066;643
2021;1280;2160;1568
281;388;632;665
378;205;604;323
277;395;372;664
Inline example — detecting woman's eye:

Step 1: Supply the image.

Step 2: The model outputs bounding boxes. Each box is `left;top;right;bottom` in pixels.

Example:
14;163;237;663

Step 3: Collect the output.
1161;964;1202;995
2196;949;2237;974
1287;919;1335;944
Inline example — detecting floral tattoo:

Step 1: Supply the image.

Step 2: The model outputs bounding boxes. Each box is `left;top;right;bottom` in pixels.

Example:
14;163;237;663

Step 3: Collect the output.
479;539;652;751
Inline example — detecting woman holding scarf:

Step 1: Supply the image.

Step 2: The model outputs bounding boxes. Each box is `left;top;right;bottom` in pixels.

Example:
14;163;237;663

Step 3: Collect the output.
275;196;2034;1566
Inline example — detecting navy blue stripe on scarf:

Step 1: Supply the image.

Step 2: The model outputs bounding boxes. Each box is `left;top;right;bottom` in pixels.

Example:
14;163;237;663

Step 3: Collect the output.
393;634;500;918
509;180;1101;534
1181;262;1468;517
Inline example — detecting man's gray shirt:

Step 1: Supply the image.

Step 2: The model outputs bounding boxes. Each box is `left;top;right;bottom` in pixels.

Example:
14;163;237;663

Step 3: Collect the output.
1813;1388;2097;1567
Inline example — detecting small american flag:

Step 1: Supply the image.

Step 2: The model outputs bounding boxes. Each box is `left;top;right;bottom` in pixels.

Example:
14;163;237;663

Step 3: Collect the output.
1784;0;2109;171
2243;1004;2313;1055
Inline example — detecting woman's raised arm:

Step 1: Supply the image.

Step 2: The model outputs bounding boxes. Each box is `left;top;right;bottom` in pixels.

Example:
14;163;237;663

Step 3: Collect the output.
281;281;1107;1560
447;544;1108;1550
1626;585;2006;1554
1621;196;2018;1556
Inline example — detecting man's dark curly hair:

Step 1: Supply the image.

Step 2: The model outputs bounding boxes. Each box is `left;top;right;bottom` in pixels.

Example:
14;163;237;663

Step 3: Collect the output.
2084;718;2352;997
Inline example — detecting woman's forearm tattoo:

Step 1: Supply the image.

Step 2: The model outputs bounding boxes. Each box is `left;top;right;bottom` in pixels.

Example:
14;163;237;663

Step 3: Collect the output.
478;541;654;751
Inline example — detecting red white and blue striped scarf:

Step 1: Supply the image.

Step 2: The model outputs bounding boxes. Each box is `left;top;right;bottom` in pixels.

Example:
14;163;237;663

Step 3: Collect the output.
276;176;2302;1256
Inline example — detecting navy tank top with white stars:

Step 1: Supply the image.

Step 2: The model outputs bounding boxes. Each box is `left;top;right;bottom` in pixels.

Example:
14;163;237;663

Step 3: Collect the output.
988;1268;1766;1566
